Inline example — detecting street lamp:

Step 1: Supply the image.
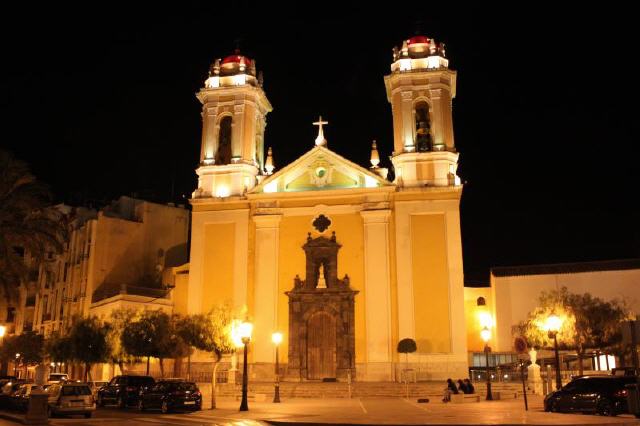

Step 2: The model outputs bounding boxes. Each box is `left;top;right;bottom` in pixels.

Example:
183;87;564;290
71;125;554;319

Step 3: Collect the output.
272;332;283;403
14;353;20;377
238;321;253;412
480;327;493;401
0;325;6;338
545;313;563;390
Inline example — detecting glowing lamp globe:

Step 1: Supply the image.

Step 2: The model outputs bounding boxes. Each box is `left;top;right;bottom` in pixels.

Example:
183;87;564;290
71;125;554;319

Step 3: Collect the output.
546;314;562;333
272;332;283;346
480;327;491;343
238;321;253;343
0;325;5;338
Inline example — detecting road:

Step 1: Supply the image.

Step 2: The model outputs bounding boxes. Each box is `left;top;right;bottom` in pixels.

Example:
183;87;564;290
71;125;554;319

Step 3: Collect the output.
47;406;265;426
7;396;639;426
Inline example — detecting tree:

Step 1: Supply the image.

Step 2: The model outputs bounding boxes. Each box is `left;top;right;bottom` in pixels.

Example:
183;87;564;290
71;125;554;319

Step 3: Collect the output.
158;315;190;377
1;332;44;376
68;316;112;381
107;308;141;374
0;150;67;301
397;338;417;369
514;287;628;375
175;314;208;380
121;309;183;376
44;332;74;368
182;305;236;409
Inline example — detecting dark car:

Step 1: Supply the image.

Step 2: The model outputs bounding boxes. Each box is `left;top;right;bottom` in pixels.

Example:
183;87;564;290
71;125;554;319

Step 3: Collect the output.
11;384;43;412
544;375;636;416
0;379;28;409
138;381;201;413
96;375;155;408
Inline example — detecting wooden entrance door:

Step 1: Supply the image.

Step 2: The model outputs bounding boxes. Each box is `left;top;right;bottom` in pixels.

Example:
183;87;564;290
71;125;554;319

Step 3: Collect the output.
306;312;336;380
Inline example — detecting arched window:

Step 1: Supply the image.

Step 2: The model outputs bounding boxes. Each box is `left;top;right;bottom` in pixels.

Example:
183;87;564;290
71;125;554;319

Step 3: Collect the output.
414;102;432;152
215;116;232;165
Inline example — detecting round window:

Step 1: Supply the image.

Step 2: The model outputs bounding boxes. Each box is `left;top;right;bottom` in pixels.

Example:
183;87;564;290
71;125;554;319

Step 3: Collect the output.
315;167;326;178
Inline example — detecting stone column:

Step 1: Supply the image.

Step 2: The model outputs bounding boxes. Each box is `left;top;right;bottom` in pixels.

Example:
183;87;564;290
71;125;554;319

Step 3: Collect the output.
232;104;245;159
201;106;217;162
253;215;281;363
361;209;393;380
429;88;444;148
401;91;415;152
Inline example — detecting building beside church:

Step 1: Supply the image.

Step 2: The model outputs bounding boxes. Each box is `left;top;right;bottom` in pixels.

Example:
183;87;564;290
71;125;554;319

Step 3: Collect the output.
186;35;467;381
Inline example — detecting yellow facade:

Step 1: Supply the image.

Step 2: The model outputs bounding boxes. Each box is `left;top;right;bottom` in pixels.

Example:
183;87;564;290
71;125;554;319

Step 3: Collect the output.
411;214;451;353
186;37;470;381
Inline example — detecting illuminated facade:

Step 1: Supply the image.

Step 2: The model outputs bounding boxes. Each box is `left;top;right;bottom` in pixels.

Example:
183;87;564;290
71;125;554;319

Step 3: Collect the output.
187;35;468;381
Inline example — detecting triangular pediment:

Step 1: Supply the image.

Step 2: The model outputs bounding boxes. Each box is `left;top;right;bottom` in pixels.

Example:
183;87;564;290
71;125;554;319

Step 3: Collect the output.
251;146;392;194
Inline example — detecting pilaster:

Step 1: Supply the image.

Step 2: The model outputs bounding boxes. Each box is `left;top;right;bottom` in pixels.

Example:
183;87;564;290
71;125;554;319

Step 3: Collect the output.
361;209;393;380
252;214;282;362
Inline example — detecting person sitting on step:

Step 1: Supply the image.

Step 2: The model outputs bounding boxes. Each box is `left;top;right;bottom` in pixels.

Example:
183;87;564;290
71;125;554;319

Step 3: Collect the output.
442;378;459;402
464;378;475;394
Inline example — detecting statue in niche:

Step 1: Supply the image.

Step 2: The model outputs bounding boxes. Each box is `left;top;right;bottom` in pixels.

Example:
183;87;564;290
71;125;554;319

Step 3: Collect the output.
215;116;232;165
317;264;327;289
415;103;432;152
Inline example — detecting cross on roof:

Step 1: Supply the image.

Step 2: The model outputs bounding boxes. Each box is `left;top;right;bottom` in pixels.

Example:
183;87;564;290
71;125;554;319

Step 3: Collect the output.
313;115;328;146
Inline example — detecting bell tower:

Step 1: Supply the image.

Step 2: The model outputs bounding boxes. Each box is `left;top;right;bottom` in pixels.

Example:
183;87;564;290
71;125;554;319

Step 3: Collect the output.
193;50;273;198
385;35;460;187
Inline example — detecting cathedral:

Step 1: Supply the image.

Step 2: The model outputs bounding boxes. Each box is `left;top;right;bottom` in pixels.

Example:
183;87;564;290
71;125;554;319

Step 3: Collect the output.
187;34;467;381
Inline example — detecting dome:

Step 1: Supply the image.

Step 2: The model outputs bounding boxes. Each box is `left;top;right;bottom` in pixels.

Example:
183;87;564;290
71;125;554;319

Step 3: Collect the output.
222;54;252;66
408;35;430;45
218;50;254;77
407;35;437;57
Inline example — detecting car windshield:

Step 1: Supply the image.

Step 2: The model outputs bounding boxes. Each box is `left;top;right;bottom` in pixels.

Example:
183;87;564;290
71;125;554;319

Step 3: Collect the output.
49;375;68;381
165;382;197;392
61;386;91;396
130;377;154;386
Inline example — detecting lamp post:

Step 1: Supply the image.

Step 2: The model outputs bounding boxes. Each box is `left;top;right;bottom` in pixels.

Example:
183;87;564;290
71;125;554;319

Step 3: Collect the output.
238;321;253;412
480;327;493;401
272;332;283;403
545;314;563;390
14;353;20;377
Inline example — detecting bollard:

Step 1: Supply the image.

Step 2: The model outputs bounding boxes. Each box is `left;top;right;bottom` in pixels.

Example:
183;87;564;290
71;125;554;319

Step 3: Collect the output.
25;390;49;425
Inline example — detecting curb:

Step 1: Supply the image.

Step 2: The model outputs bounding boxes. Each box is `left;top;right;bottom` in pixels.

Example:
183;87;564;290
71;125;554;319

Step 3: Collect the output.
264;422;640;426
0;411;24;424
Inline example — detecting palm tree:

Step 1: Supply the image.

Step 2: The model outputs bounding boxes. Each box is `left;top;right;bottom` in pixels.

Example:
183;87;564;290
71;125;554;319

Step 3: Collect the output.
0;150;67;302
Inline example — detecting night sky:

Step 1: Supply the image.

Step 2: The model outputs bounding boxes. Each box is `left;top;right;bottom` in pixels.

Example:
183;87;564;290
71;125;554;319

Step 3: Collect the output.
2;4;638;284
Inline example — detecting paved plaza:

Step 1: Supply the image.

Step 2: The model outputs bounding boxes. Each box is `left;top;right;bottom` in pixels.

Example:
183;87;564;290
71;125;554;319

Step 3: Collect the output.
2;395;640;426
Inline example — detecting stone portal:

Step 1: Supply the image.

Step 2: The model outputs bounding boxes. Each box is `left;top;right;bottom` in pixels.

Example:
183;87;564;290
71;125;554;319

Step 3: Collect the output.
286;231;358;380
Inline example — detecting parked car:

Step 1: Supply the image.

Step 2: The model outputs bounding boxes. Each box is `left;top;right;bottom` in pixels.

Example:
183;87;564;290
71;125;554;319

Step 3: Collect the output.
47;383;95;418
138;381;201;413
0;379;29;409
88;381;108;396
544;375;637;416
47;373;69;384
11;384;43;412
96;375;155;408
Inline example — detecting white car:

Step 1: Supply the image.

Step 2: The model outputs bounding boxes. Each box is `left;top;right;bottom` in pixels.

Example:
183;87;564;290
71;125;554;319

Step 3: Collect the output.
47;373;69;384
47;383;95;418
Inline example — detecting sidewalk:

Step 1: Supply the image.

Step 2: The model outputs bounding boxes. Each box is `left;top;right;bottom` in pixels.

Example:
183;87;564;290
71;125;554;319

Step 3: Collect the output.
201;395;640;425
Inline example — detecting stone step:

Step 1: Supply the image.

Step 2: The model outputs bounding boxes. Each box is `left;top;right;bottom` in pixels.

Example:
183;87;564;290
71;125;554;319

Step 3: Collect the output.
207;381;524;398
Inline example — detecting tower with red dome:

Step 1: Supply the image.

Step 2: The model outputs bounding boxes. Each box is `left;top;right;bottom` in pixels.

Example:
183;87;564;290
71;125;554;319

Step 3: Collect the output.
385;34;459;187
194;49;272;198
